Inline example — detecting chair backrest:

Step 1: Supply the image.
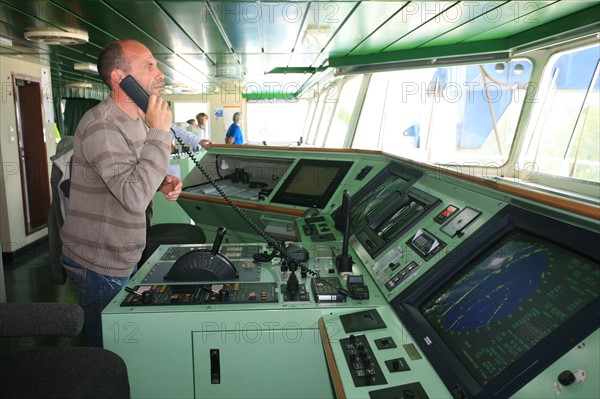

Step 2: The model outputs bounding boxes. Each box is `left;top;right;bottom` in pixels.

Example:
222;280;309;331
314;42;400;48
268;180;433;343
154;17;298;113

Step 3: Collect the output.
48;137;74;285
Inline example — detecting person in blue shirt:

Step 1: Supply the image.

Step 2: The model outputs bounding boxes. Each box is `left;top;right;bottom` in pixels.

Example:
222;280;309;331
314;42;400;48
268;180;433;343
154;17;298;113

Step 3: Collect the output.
225;112;244;144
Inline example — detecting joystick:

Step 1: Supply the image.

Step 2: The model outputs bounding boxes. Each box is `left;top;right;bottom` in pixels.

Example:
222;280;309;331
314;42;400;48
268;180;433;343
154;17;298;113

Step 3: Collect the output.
336;190;353;274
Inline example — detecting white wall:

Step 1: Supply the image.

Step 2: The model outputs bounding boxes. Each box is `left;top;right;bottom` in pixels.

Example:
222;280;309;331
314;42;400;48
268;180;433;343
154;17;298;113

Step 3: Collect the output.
0;55;56;254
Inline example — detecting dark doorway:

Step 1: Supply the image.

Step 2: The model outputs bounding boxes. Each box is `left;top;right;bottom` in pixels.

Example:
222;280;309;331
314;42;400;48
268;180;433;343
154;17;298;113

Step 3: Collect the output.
13;75;51;234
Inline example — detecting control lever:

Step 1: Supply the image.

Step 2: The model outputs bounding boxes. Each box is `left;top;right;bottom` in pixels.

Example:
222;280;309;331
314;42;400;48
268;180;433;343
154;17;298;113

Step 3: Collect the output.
165;226;237;282
336;190;353;274
211;226;226;255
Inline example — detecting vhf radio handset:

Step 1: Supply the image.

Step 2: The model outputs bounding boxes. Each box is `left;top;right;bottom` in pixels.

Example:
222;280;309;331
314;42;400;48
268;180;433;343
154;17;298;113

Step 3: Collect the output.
119;75;314;282
120;75;149;112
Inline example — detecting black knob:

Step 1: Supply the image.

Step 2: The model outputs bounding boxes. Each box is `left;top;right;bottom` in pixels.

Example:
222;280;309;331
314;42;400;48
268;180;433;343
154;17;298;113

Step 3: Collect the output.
558;370;576;386
392;359;400;371
218;288;229;302
141;291;154;304
349;334;356;344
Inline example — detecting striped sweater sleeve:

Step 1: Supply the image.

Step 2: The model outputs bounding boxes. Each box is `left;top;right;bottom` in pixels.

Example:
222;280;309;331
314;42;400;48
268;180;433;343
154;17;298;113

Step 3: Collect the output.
79;118;171;214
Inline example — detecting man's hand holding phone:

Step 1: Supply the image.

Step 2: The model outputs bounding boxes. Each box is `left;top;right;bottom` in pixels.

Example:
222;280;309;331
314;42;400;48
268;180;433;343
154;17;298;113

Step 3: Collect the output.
142;94;172;132
120;75;172;132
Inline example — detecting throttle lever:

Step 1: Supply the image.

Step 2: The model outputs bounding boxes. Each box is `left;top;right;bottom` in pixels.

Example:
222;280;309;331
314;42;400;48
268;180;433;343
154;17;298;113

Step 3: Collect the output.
211;226;227;255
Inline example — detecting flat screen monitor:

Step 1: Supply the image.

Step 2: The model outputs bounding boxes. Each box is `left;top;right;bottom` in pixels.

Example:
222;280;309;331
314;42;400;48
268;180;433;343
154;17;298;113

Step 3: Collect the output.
392;205;600;399
271;159;352;209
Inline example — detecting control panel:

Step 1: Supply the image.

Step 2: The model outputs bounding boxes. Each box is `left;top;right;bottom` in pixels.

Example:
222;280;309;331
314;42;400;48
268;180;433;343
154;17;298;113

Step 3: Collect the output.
300;215;338;242
320;306;444;399
121;282;278;306
120;239;386;309
340;334;387;387
104;151;599;399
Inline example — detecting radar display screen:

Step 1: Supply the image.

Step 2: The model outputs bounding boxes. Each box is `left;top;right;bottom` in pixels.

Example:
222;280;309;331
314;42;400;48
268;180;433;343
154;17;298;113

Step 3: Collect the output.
420;230;600;386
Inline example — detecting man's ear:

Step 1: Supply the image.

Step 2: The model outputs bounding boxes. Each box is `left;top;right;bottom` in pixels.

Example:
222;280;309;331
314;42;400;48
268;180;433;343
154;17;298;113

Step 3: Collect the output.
110;69;125;85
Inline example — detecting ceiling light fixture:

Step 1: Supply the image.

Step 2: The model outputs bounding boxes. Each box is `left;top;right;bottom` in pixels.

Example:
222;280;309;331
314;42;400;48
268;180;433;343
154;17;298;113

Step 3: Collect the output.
64;82;93;89
24;30;88;45
0;36;13;47
215;63;242;79
74;63;98;73
302;24;331;47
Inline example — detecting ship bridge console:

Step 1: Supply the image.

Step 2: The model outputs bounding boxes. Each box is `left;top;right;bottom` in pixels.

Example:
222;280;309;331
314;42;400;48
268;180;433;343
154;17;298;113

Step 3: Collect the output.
103;146;599;399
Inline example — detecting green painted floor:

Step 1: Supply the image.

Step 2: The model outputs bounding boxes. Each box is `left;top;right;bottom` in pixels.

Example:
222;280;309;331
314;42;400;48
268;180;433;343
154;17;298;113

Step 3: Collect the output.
1;241;82;356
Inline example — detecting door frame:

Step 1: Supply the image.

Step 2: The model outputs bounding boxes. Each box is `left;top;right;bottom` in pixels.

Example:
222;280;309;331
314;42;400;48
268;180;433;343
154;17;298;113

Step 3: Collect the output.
12;73;51;235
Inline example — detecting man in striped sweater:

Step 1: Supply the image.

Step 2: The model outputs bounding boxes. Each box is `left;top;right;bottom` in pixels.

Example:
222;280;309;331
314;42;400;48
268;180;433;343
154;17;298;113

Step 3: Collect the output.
60;39;181;347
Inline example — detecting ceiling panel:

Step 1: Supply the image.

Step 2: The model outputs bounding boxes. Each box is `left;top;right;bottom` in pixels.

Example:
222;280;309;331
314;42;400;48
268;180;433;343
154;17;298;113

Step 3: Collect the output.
211;1;261;54
155;53;213;88
463;0;598;42
387;1;507;51
159;0;229;55
324;1;408;57
351;1;459;55
419;0;510;47
261;1;304;54
0;1;598;97
176;53;215;76
257;53;290;72
101;1;204;54
291;2;358;55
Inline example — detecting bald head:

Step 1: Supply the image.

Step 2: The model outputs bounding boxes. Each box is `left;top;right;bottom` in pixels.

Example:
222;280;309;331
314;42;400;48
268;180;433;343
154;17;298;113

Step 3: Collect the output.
98;39;164;100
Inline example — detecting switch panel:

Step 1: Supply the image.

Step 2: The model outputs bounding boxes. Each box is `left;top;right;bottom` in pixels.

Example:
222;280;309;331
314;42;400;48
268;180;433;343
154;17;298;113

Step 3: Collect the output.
340;334;387;387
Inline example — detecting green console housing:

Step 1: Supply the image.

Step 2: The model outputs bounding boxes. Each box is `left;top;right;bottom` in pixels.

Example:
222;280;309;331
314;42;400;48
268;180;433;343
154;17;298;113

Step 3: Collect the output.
104;147;599;399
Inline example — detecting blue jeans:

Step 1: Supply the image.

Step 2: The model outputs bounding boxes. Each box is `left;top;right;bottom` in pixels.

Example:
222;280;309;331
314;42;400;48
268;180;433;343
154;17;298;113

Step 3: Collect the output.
61;255;130;348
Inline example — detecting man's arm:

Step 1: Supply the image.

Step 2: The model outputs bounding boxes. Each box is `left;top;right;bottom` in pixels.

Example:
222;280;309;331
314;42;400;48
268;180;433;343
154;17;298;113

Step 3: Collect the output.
171;124;200;148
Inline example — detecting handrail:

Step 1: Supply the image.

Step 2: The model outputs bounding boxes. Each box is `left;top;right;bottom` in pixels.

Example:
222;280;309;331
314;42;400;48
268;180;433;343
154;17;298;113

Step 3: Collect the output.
178;192;306;217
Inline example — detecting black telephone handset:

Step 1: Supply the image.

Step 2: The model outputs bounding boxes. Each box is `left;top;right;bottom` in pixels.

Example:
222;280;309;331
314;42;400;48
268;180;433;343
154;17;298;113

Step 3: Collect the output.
119;75;149;112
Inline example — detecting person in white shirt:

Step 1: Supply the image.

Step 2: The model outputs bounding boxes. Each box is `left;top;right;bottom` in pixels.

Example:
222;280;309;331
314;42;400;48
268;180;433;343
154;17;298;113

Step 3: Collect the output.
196;112;211;143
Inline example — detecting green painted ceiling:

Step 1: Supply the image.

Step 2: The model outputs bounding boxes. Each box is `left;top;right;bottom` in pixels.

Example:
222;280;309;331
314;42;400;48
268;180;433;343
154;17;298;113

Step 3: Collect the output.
0;1;598;97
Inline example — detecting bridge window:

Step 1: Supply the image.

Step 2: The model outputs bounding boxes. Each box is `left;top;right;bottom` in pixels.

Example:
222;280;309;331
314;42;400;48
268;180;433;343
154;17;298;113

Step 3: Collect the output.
520;44;599;186
324;76;363;148
313;84;341;147
352;60;532;166
305;88;328;146
246;100;309;145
